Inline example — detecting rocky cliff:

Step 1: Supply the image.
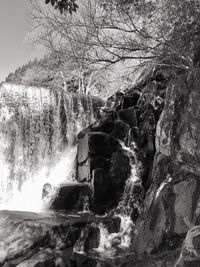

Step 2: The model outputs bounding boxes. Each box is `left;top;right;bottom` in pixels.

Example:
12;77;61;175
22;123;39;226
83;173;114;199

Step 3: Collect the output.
133;70;200;266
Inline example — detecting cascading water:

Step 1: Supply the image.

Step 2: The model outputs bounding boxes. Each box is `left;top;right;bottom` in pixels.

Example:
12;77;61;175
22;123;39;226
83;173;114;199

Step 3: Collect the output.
0;83;102;212
96;141;143;256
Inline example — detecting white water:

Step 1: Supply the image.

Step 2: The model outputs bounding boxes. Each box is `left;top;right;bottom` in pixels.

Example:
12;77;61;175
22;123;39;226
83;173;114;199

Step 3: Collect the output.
117;141;142;216
96;215;134;257
96;142;142;256
0;146;77;212
0;83;98;212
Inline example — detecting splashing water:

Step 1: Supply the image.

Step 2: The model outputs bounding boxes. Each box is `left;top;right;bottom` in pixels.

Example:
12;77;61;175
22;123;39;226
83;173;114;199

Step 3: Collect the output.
0;83;102;212
96;215;134;257
0;146;77;212
95;142;143;256
82;196;90;213
117;141;143;217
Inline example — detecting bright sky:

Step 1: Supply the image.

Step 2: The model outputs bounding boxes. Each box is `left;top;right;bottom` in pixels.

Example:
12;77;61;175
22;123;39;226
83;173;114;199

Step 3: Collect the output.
0;0;43;81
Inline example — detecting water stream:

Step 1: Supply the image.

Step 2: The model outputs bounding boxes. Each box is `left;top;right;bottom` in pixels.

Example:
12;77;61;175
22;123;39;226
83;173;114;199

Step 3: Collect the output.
0;83;100;211
0;83;142;261
95;142;143;256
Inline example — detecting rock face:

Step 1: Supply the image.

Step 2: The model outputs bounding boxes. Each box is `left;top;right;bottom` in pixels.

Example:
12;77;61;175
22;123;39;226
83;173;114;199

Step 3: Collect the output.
0;210;121;267
77;129;133;213
76;78;165;215
133;71;200;264
50;183;92;211
156;73;200;165
177;226;200;266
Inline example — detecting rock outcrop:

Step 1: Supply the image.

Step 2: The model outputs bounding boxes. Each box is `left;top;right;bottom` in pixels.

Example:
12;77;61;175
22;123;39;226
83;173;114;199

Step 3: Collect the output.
49;183;92;211
0;210;121;267
133;71;200;265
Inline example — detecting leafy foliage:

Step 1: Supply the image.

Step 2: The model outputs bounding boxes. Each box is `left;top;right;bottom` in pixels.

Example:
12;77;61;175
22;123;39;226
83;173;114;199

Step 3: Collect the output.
45;0;78;14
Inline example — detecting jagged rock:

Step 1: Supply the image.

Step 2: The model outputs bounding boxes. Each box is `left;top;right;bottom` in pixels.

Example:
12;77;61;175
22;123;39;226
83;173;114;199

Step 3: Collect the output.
0;211;86;267
100;216;121;234
106;91;124;111
0;211;123;267
123;92;140;109
110;120;130;142
77;131;121;166
50;183;92;211
77;119;115;140
99;106;117;120
77;130;122;183
88;132;121;157
16;249;55;267
78;160;91;182
134;153;200;255
176;226;200;266
77;133;89;164
74;226;100;253
92;168;116;213
109;151;131;200
118;107;140;128
156;72;200;166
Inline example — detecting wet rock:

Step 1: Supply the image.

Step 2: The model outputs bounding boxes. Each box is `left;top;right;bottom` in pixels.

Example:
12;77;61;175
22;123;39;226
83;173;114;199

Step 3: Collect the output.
88;132;121;157
118;107;140;128
100;216;121;234
74;226;100;253
78;160;91;182
92;168;116;214
99;107;117;120
109;151;131;200
0;211;123;267
134;153;200;255
77;133;89;164
0;211;85;267
106;91;124;111
176;226;200;267
77;131;122;183
110;120;130;142
16;249;55;267
123;92;140;109
77;119;115;140
50;183;92;211
90;156;108;171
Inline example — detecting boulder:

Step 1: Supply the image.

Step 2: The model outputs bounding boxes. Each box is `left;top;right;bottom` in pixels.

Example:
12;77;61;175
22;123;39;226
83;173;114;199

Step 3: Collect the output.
0;211;122;267
176;226;200;266
77;131;122;183
88;132;121;157
109;151;131;200
50;183;92;211
106;91;124;111
118;107;140;128
110;120;130;142
134;153;200;255
78;160;90;182
0;211;84;266
17;249;55;267
77;119;115;140
77;133;89;164
74;226;100;254
92;168;115;214
123;92;140;109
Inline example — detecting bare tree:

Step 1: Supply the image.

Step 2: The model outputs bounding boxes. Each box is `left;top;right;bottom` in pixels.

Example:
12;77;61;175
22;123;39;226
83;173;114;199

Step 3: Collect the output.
29;0;200;91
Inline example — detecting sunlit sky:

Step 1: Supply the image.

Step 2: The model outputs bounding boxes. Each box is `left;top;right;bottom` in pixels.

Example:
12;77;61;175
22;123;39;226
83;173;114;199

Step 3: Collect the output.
0;0;43;81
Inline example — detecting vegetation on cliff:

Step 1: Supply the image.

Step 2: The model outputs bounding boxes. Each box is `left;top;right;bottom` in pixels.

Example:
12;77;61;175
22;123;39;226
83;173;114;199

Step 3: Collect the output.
6;0;200;96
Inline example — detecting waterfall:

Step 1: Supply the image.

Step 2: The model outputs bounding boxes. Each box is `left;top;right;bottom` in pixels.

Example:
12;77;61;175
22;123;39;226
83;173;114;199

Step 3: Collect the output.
0;83;102;212
96;141;143;255
117;142;143;217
